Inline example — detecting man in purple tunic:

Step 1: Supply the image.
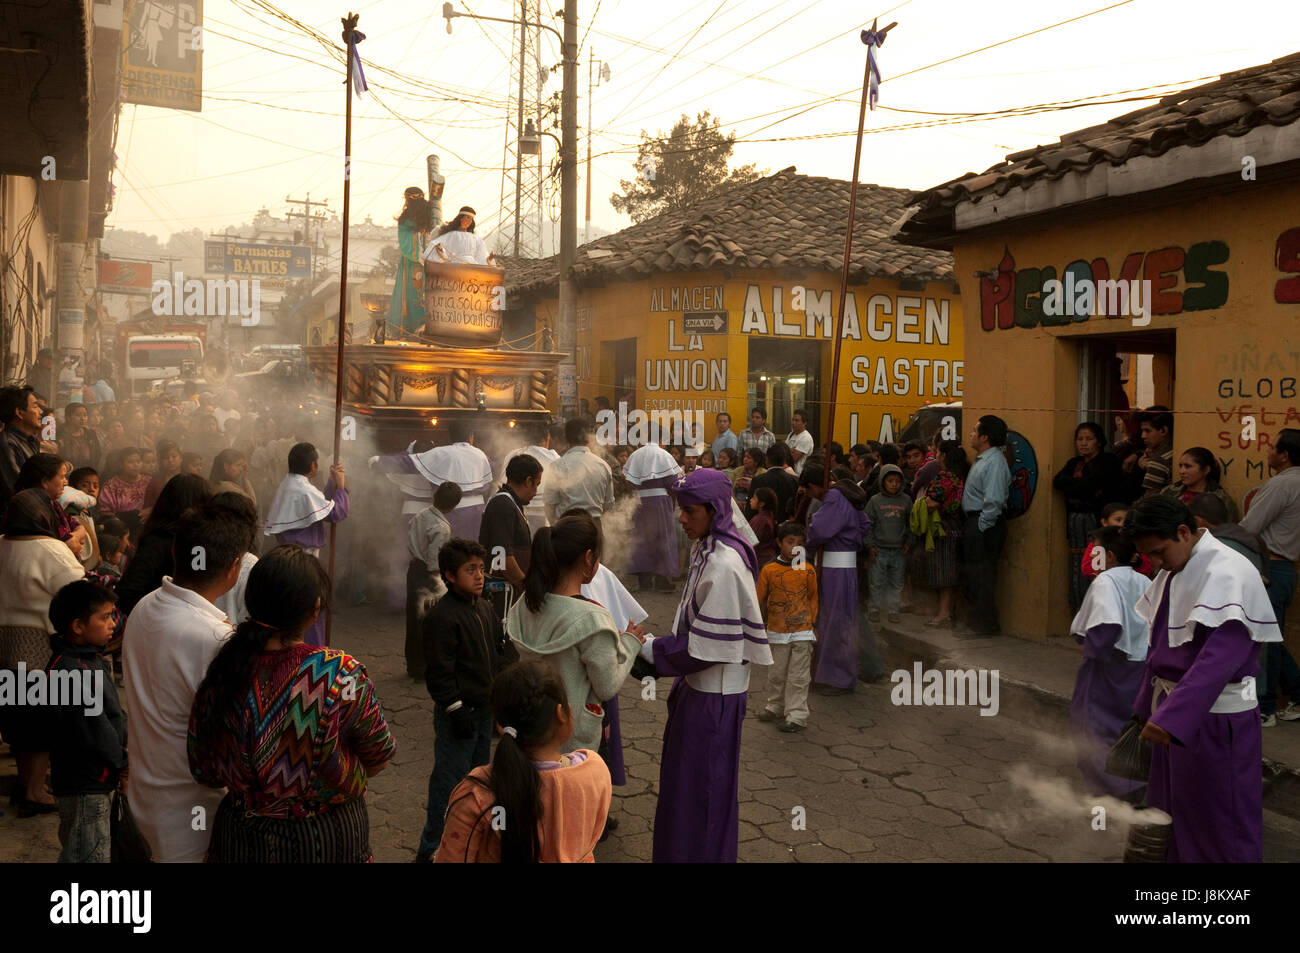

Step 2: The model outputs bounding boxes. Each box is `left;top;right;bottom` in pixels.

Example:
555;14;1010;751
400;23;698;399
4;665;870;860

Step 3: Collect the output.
263;442;350;647
638;467;771;862
622;441;683;592
801;465;876;693
1127;496;1281;863
369;419;494;540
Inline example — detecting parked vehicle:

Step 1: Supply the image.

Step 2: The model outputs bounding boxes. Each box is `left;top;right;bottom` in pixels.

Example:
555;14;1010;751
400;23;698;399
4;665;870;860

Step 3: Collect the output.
899;401;962;445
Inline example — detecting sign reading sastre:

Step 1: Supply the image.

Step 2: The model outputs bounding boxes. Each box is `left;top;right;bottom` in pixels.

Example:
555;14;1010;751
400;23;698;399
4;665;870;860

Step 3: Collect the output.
205;240;311;278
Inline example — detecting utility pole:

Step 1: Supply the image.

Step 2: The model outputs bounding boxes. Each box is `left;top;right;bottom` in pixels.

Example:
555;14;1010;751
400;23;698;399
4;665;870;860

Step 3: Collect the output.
285;193;331;281
513;0;527;256
558;0;578;416
585;50;609;244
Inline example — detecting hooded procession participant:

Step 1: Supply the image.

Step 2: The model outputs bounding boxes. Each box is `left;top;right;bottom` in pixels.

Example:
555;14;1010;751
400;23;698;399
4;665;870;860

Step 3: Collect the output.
622;442;683;592
637;467;771;863
370;420;494;540
801;465;880;692
1126;496;1280;862
1068;526;1149;800
264;442;349;647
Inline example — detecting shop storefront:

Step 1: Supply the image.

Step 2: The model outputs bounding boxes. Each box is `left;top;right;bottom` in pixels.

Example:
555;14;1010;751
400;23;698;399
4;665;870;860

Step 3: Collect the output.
515;169;961;448
901;54;1300;644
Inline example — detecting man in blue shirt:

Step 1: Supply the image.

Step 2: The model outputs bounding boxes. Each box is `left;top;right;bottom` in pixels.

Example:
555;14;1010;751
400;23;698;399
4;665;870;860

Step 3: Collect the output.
959;414;1012;638
712;412;739;456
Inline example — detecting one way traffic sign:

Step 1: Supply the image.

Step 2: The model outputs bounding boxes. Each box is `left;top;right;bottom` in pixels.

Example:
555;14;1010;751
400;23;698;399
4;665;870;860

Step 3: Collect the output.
682;311;728;334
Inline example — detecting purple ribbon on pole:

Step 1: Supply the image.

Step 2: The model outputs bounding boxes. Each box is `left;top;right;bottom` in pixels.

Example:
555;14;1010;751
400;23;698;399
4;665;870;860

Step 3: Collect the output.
349;29;369;98
860;22;887;111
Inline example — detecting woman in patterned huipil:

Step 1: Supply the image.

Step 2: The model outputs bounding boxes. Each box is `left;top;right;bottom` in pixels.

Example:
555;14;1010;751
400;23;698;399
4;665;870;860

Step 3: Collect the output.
188;545;395;862
923;441;969;628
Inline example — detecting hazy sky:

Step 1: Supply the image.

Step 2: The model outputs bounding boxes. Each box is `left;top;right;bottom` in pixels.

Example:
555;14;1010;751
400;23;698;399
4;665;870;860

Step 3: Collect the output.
109;0;1300;246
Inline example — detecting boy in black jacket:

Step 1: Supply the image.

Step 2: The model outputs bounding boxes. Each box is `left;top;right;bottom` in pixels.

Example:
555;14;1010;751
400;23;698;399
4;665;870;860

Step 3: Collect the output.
45;580;126;863
415;538;518;861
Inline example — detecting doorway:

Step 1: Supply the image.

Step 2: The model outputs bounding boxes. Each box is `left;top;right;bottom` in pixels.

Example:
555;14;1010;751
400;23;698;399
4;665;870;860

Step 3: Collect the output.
602;337;637;407
1076;330;1175;448
748;338;825;440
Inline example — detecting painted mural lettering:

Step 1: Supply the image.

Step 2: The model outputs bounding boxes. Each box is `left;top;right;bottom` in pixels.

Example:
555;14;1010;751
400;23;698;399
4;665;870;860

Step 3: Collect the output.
643;358;727;392
740;284;951;345
648;285;724;312
980;241;1229;331
1216;378;1297;399
1276;227;1300;304
848;355;965;399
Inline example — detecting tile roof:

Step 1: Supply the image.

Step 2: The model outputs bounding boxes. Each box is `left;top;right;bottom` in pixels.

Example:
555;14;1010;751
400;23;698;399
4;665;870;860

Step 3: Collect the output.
899;52;1300;243
503;166;953;299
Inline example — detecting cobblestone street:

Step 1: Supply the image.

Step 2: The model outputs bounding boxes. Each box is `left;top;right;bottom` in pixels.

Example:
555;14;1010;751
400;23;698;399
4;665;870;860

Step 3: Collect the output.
8;591;1300;863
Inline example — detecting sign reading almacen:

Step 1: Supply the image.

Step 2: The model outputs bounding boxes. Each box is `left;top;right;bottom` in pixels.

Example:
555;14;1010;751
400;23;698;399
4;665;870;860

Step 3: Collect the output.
423;262;506;346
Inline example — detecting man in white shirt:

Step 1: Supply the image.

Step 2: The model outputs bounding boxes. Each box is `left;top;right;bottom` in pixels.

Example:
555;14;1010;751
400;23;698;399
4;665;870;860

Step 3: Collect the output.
787;408;815;476
422;206;496;266
543;418;614;524
122;503;249;862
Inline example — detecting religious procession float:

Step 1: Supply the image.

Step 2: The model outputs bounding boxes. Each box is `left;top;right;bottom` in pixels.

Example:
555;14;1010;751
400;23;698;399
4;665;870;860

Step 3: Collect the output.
303;234;562;453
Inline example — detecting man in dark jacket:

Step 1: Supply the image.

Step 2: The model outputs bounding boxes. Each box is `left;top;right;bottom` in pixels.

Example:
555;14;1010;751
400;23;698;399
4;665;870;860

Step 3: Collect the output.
45;580;127;863
0;385;43;502
416;537;518;861
751;443;799;520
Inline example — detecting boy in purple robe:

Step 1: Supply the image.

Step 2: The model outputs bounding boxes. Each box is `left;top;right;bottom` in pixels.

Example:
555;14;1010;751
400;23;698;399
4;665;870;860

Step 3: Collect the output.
1127;496;1281;863
801;465;877;692
1068;526;1148;799
264;442;349;647
638;467;771;862
622;442;683;592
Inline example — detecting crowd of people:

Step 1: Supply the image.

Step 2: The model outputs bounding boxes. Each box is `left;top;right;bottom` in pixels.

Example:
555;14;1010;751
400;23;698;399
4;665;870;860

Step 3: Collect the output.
2;366;1297;864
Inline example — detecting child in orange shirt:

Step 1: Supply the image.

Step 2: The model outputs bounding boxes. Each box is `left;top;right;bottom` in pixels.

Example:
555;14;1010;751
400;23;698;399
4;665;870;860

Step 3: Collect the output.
436;659;612;863
756;522;819;733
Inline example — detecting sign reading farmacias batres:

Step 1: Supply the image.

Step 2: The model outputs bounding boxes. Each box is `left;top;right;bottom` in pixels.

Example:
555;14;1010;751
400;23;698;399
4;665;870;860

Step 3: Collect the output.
122;0;204;112
204;240;311;278
423;263;506;346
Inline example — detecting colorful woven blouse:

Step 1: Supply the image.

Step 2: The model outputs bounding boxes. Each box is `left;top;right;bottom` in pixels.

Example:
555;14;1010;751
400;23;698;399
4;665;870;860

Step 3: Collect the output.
188;644;396;819
98;475;150;516
926;471;966;520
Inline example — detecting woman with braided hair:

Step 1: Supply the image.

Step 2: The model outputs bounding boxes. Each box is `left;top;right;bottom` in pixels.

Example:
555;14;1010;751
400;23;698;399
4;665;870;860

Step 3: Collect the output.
508;513;645;756
436;659;612;863
188;545;396;862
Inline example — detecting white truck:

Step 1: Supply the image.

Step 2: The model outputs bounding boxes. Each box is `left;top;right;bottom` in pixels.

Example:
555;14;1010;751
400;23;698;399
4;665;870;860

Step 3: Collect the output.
125;334;205;396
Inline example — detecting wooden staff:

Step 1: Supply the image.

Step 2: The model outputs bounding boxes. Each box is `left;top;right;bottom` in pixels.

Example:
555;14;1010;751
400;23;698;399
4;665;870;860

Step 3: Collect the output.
811;20;896;684
327;11;361;647
823;18;896;486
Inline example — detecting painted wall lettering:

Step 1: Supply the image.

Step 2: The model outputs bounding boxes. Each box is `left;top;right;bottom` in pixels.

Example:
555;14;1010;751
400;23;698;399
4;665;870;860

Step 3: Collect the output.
1276;227;1300;304
980;242;1230;331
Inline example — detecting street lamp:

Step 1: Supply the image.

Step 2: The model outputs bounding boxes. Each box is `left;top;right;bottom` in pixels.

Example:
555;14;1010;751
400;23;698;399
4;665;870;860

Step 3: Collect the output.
442;3;563;44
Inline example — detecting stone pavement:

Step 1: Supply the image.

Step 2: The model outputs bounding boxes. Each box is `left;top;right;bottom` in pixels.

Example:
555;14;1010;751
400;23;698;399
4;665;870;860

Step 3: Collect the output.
5;588;1298;862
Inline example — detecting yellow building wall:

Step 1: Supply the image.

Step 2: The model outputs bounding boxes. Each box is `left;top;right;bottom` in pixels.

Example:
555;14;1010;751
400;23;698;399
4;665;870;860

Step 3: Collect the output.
561;268;962;448
952;179;1300;644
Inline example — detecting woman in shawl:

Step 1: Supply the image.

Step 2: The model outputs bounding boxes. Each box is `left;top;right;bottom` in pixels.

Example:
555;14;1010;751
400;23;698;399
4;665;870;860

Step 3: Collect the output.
0;489;86;815
637;467;772;862
387;186;432;338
